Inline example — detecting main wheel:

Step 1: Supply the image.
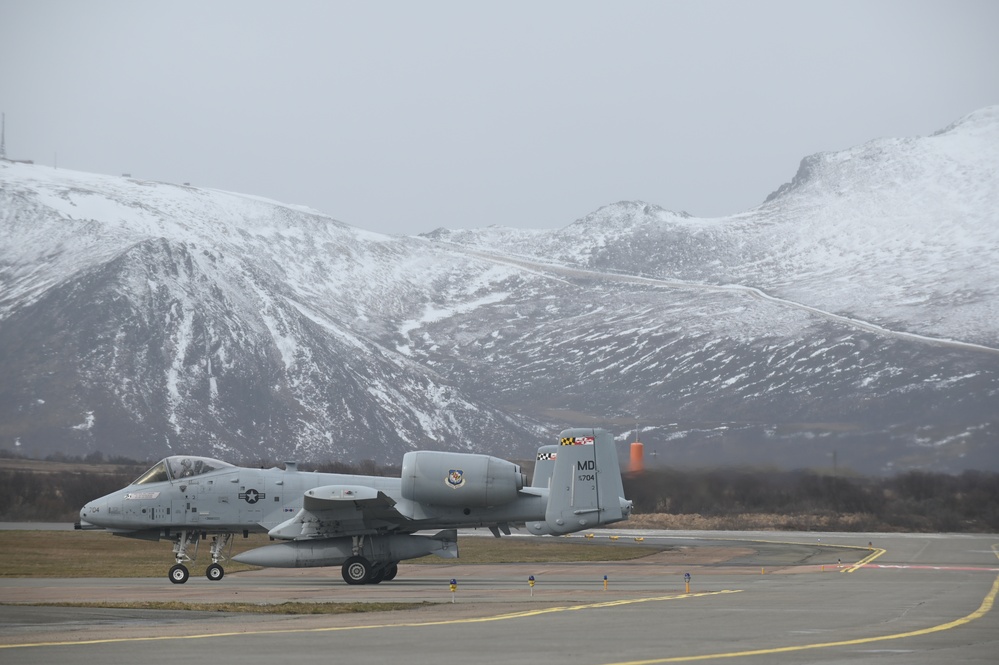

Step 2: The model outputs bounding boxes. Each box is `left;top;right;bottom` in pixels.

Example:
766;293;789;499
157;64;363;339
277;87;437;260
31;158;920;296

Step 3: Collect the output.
341;555;372;585
382;562;399;581
206;563;225;581
368;566;386;584
169;564;190;584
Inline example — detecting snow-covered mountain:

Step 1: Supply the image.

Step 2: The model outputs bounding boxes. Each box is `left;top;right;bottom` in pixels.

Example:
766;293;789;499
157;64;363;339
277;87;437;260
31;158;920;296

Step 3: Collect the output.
2;107;997;473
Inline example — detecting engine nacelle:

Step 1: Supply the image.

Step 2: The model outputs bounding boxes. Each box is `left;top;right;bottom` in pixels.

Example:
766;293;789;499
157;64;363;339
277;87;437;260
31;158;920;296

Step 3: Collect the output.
401;451;525;507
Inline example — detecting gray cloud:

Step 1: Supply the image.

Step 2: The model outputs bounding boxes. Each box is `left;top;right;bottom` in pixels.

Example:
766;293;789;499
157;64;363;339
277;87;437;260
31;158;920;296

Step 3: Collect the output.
2;0;997;234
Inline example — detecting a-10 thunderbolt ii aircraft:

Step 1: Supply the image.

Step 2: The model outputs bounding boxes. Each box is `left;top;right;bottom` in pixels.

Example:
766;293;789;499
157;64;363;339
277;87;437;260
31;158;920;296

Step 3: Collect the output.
77;428;632;584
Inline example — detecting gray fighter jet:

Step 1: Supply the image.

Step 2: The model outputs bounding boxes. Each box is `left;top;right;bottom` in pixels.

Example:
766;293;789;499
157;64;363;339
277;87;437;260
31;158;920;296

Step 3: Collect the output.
77;428;632;584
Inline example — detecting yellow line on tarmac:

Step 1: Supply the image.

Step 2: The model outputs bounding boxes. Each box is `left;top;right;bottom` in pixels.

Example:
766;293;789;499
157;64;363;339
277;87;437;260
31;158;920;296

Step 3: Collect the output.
0;589;742;650
658;534;885;570
604;573;999;665
842;547;887;573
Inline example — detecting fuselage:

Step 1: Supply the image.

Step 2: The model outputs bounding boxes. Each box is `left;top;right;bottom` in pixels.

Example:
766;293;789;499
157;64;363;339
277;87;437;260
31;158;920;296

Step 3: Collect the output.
77;429;631;585
79;455;550;537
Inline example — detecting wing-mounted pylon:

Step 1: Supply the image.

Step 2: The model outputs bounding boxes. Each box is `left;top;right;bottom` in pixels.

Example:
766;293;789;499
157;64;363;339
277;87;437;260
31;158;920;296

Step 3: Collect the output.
268;485;406;540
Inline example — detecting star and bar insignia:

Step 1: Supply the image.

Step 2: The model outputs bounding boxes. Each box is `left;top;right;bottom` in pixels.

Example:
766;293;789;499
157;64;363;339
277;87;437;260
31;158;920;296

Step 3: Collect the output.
239;489;266;504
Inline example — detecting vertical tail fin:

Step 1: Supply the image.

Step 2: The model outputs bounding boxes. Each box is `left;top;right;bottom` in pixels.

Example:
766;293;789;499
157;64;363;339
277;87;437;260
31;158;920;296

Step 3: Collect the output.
531;445;559;488
527;428;631;535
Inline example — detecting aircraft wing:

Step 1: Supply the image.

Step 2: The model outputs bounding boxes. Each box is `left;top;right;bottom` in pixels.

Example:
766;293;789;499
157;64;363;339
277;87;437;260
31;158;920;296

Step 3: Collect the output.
268;485;408;540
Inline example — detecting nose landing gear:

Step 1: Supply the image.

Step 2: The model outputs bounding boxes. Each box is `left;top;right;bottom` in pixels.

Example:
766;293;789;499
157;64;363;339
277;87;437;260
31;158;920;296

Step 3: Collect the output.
205;533;232;581
169;563;190;584
167;531;233;583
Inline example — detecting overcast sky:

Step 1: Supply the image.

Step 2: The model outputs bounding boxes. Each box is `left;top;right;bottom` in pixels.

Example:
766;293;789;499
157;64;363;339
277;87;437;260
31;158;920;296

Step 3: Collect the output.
2;1;997;235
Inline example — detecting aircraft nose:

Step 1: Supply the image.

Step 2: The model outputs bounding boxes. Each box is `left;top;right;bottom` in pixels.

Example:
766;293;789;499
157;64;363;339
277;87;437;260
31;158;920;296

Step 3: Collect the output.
76;500;105;529
77;503;96;529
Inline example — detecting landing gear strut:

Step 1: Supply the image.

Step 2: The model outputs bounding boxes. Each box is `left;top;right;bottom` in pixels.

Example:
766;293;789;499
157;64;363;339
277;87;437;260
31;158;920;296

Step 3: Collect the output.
167;531;233;583
205;533;233;581
342;535;371;585
168;530;199;584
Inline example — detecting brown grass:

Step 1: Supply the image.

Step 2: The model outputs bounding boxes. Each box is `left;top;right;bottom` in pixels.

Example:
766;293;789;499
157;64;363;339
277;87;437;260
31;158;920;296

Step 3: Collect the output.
0;530;661;578
623;512;880;531
0;531;271;577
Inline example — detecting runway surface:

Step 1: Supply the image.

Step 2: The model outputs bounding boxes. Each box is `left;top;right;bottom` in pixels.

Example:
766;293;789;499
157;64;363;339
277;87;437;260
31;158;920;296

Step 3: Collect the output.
2;529;998;664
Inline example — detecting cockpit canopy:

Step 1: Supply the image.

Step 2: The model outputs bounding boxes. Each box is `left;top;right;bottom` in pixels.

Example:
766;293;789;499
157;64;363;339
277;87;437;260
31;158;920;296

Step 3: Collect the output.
131;456;235;485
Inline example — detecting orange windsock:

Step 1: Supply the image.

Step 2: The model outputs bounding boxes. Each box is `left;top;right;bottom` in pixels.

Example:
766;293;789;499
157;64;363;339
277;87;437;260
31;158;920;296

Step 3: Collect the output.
629;441;644;474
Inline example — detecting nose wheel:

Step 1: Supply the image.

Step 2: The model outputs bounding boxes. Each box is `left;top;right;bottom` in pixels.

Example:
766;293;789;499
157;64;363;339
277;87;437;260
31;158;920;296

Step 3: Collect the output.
206;563;225;581
169;564;190;584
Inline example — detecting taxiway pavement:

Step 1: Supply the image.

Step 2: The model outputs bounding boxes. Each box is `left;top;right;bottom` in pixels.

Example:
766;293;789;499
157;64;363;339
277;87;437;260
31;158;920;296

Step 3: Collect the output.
2;530;997;665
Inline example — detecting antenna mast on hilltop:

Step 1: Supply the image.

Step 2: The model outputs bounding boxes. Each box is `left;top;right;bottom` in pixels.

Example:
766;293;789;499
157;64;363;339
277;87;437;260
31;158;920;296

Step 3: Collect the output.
1;113;6;160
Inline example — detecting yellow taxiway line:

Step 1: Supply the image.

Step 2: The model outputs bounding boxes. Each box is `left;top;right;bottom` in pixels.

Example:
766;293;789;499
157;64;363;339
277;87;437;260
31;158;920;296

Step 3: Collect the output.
842;547;887;573
4;544;996;660
606;573;999;665
0;589;741;649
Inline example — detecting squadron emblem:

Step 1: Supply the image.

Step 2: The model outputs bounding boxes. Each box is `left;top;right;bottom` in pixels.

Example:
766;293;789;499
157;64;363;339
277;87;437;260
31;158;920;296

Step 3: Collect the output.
446;469;466;489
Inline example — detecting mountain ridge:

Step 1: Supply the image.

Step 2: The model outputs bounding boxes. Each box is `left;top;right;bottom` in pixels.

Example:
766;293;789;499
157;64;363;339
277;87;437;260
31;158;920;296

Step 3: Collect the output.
2;107;997;473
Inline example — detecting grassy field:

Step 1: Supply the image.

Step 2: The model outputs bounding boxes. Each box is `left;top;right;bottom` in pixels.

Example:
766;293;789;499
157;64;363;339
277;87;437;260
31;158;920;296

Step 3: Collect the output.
0;530;661;578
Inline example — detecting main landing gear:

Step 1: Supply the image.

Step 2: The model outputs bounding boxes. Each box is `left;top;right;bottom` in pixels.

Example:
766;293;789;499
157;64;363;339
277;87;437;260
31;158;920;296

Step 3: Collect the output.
340;536;398;585
340;556;399;585
167;531;233;584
